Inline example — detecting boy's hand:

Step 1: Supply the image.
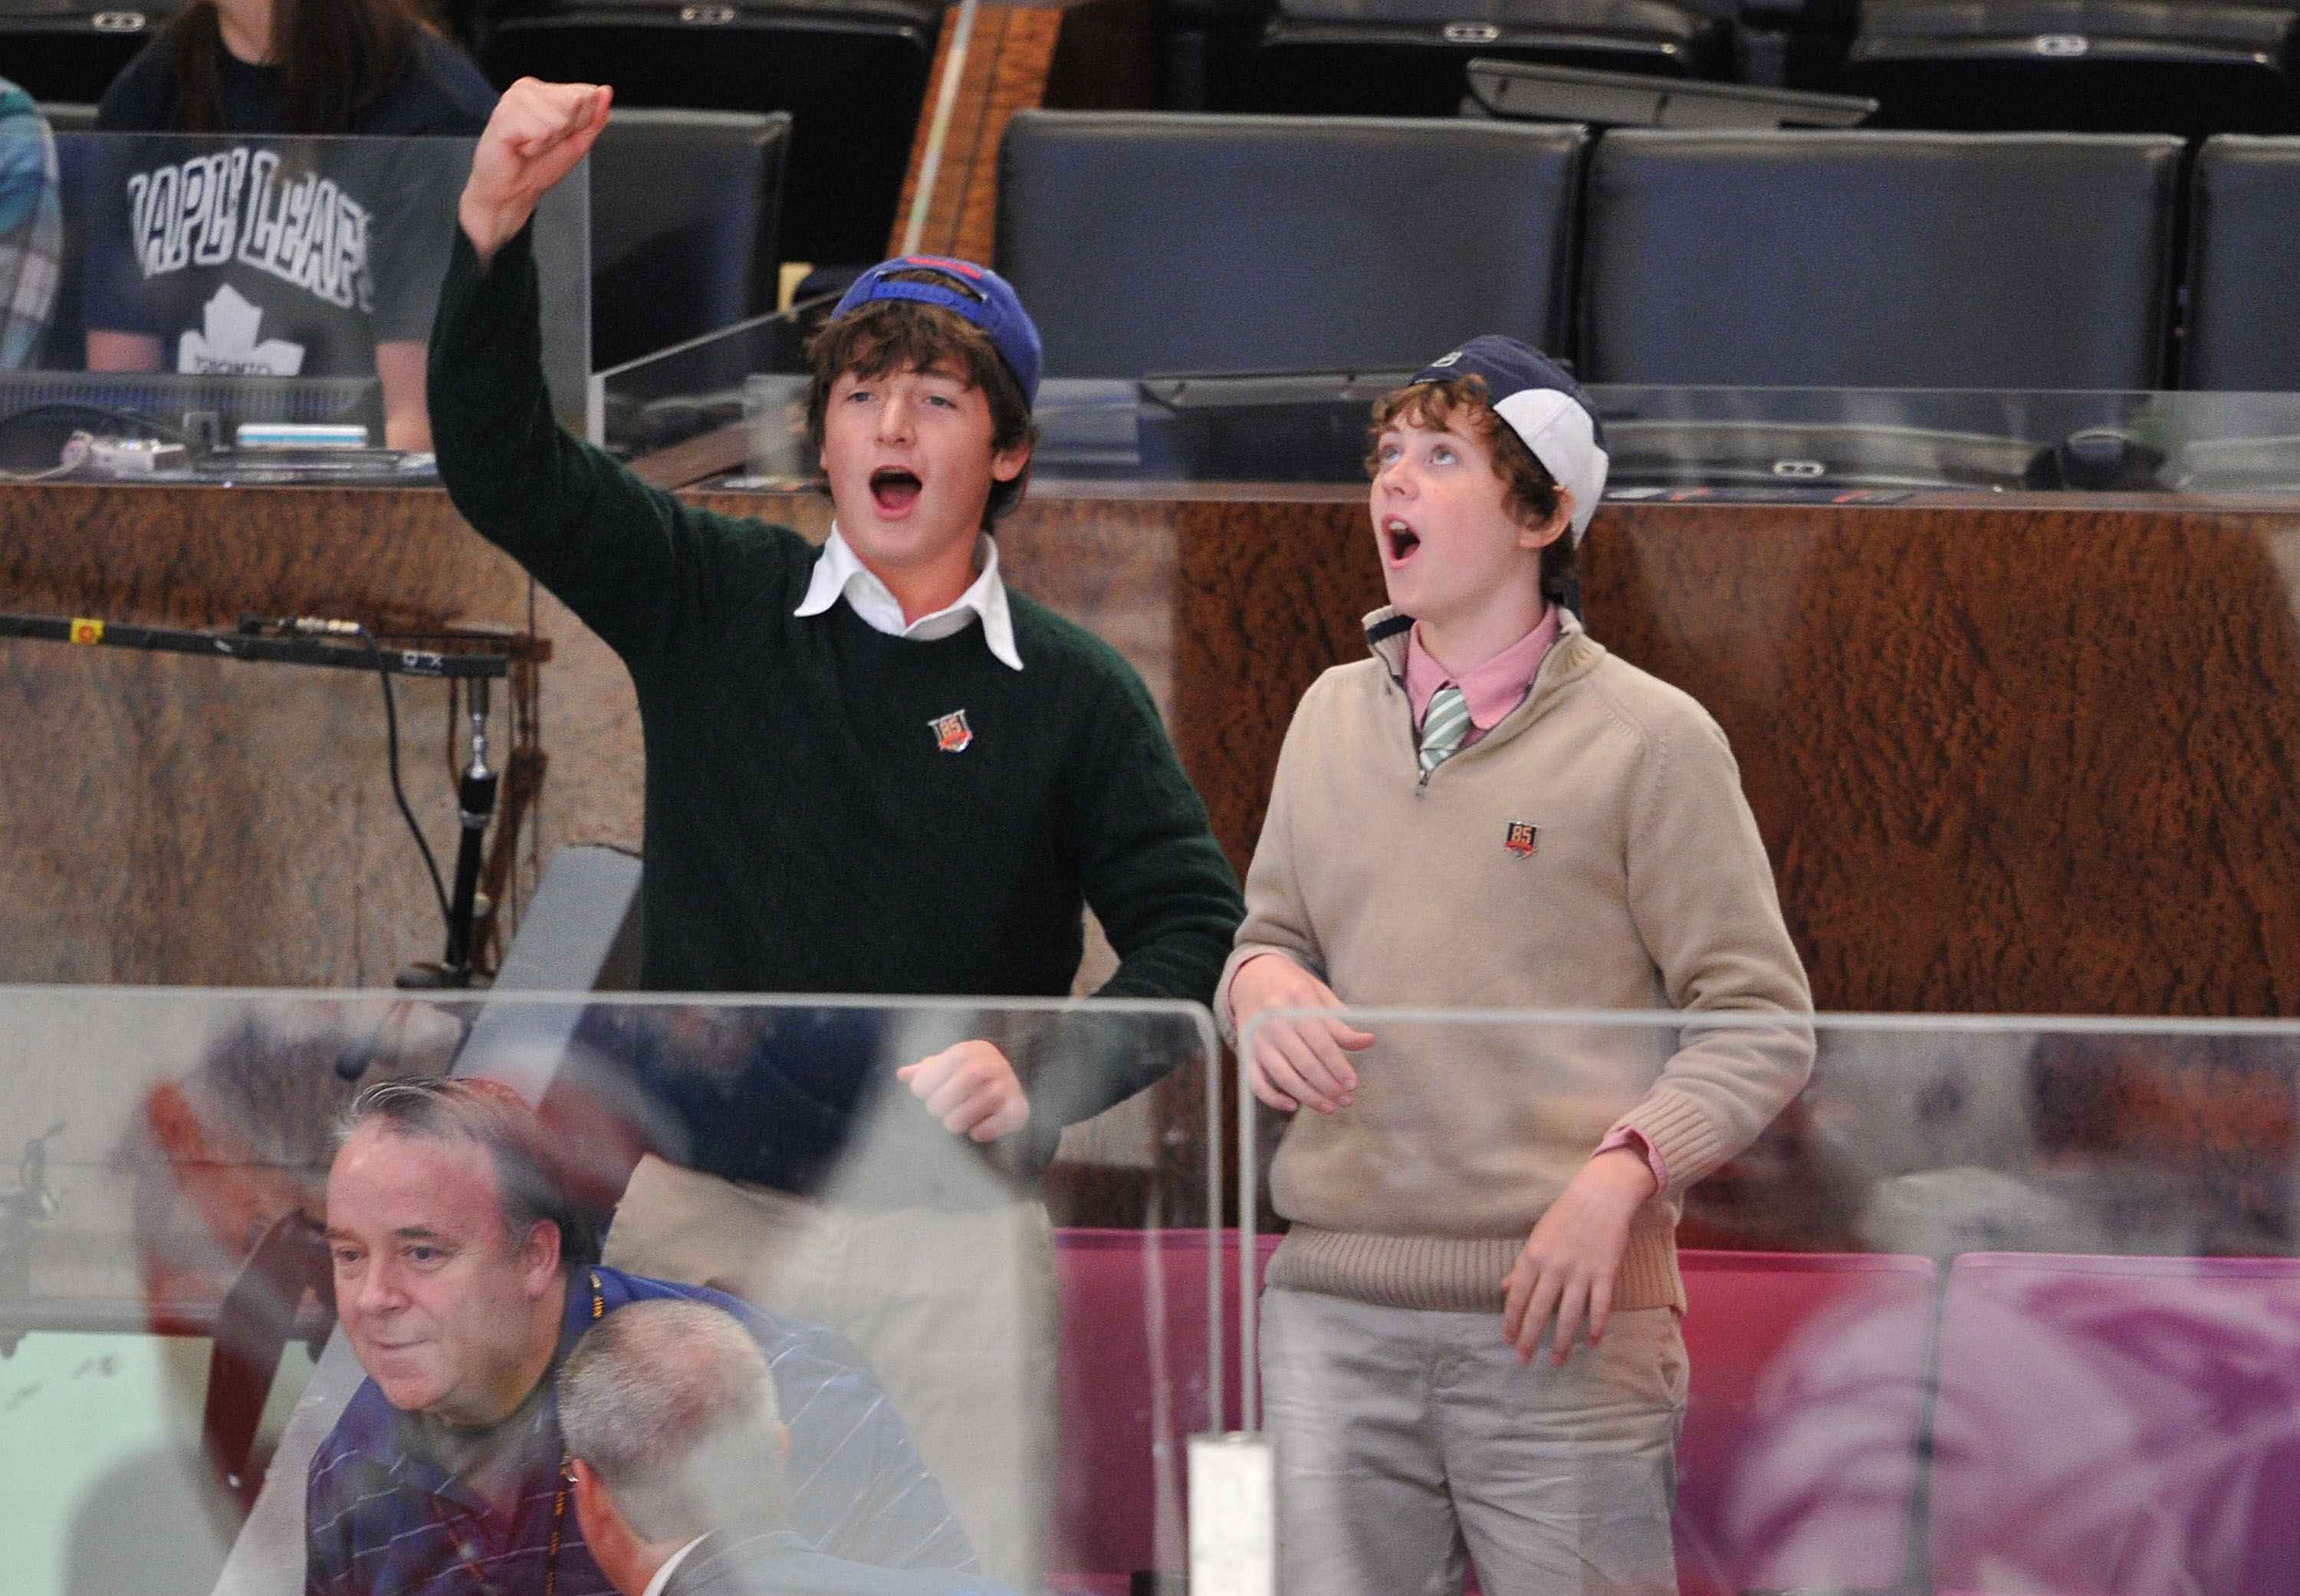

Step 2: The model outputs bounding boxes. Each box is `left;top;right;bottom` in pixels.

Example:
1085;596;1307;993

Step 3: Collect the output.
460;78;613;267
1500;1145;1659;1367
898;1041;1030;1142
1229;952;1375;1115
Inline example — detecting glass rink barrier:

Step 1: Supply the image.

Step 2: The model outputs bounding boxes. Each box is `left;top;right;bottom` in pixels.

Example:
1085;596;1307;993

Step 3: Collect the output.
0;987;1229;1596
0;130;590;480
1232;1006;2300;1596
582;359;2300;499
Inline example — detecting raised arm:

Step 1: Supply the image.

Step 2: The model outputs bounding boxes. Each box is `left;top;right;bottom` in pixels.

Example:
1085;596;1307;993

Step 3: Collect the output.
432;78;787;661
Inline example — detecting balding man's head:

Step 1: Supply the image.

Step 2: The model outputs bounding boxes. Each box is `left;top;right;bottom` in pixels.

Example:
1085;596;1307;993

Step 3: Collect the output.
560;1300;789;1547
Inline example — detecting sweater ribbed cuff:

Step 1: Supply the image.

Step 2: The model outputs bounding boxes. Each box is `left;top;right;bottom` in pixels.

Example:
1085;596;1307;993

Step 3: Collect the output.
1621;1093;1727;1194
1267;1223;1683;1314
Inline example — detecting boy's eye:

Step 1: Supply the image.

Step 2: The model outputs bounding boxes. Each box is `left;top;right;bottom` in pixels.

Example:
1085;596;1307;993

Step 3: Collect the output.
1430;445;1456;465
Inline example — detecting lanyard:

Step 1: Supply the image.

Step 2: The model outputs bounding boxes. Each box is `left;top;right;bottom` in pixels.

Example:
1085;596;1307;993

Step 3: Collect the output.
543;1273;609;1596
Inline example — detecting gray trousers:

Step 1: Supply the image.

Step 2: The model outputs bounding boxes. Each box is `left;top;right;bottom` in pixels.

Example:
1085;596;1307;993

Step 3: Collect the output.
1260;1286;1687;1596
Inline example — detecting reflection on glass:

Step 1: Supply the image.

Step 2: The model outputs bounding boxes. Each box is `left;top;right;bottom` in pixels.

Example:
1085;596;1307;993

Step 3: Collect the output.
1237;1008;2300;1596
2;133;587;483
669;370;2300;497
0;990;1218;1596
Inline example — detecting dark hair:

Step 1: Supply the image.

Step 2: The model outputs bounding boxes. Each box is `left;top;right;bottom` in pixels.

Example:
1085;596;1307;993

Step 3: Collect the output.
1369;375;1578;606
804;279;1036;528
336;1075;600;1269
163;0;439;135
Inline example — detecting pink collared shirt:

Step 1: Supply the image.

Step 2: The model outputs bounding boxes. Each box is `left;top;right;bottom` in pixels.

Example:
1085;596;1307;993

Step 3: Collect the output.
1404;606;1562;749
1401;604;1669;1194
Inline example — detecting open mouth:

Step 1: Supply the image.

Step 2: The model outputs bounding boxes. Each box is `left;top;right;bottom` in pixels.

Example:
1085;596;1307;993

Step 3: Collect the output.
871;467;923;514
1383;517;1420;563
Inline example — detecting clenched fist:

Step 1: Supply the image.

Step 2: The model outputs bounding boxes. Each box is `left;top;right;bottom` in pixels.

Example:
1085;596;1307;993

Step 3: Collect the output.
460;77;613;266
897;1040;1031;1143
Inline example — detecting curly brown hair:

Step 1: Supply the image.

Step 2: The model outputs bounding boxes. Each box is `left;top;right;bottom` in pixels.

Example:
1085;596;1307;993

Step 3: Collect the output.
805;276;1035;528
1368;374;1576;606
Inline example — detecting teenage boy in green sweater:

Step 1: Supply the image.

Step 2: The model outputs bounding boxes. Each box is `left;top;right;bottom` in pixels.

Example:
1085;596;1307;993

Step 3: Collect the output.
1221;338;1812;1596
437;80;1244;1585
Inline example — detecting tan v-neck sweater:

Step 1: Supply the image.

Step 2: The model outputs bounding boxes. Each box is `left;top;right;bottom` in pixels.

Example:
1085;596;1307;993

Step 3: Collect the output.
1217;606;1814;1314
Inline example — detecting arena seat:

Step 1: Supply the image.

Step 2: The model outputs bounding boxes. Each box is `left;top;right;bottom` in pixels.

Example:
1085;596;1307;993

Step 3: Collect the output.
477;0;939;268
1674;1250;1938;1596
1930;1252;2300;1596
1844;0;2300;138
0;0;182;106
1578;129;2183;387
588;108;790;370
1048;1228;1279;1590
33;117;100;372
33;100;98;130
1232;0;1738;116
2181;135;2300;390
997;111;1587;377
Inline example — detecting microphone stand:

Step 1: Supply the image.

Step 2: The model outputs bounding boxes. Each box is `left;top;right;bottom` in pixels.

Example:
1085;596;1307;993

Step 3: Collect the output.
398;677;498;990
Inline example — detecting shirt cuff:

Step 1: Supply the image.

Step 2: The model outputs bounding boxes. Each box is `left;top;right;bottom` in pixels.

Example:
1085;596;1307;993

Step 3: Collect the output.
1595;1125;1668;1194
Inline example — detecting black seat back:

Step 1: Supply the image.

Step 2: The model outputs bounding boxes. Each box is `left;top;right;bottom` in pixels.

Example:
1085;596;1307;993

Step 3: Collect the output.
997;110;1588;377
1846;0;2300;137
35;118;101;369
1241;0;1736;114
479;0;938;267
589;107;789;369
2183;135;2300;389
0;0;183;105
1579;129;2183;388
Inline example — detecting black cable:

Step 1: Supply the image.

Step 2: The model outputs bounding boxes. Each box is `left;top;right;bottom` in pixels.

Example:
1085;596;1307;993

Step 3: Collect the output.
357;625;453;937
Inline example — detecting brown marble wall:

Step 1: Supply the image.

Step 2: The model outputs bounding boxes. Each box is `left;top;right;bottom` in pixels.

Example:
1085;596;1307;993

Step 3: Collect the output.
18;477;2299;1020
1171;494;2300;1020
14;478;2300;1243
0;482;535;987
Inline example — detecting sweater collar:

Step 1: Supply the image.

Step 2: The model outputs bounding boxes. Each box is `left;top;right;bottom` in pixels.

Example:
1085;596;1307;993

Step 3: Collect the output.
1364;603;1602;739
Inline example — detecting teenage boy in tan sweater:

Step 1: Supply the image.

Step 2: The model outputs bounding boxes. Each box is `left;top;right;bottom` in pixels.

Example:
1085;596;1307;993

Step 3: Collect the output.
1219;337;1815;1596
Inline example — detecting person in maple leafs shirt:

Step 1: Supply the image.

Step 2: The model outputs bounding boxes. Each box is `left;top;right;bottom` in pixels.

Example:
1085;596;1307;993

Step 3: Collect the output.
84;0;496;449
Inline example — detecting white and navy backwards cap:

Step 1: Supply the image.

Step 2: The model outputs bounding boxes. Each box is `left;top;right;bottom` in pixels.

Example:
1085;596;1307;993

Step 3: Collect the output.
1412;335;1608;544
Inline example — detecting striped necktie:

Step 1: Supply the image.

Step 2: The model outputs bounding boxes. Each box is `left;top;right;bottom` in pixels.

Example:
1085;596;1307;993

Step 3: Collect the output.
1418;684;1471;775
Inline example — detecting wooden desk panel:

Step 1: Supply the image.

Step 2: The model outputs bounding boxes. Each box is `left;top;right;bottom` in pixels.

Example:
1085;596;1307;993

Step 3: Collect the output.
14;475;2295;1016
1171;492;2300;1020
0;482;553;987
12;477;2298;1243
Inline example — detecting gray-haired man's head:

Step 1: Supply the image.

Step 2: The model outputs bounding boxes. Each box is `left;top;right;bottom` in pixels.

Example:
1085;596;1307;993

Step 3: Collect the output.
559;1299;789;1544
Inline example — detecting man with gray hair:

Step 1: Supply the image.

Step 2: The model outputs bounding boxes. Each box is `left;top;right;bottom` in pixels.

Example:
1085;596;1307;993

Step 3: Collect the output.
310;1075;974;1596
562;1301;1020;1596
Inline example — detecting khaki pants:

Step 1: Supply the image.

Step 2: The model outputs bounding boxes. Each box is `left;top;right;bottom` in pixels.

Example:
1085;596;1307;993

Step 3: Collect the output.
603;1152;1058;1588
1260;1286;1687;1596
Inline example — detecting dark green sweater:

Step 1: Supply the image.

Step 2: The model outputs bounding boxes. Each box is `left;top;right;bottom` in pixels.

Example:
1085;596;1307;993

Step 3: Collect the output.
428;228;1244;1149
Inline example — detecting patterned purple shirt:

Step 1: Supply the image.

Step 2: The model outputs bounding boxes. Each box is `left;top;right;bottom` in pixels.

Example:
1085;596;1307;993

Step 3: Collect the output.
305;1266;974;1596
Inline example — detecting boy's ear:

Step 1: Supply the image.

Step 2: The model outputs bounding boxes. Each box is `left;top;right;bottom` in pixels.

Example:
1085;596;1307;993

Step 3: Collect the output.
991;435;1031;484
1518;488;1573;552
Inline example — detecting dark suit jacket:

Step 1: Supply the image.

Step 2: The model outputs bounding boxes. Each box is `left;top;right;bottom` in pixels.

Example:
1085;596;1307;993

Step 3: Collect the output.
665;1528;1024;1596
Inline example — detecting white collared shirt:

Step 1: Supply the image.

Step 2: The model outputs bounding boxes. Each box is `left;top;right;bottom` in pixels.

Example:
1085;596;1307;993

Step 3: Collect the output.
793;524;1024;671
641;1535;707;1596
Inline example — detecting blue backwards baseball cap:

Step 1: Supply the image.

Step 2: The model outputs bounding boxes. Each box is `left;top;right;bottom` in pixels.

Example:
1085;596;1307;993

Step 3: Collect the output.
832;255;1043;407
1412;335;1608;543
